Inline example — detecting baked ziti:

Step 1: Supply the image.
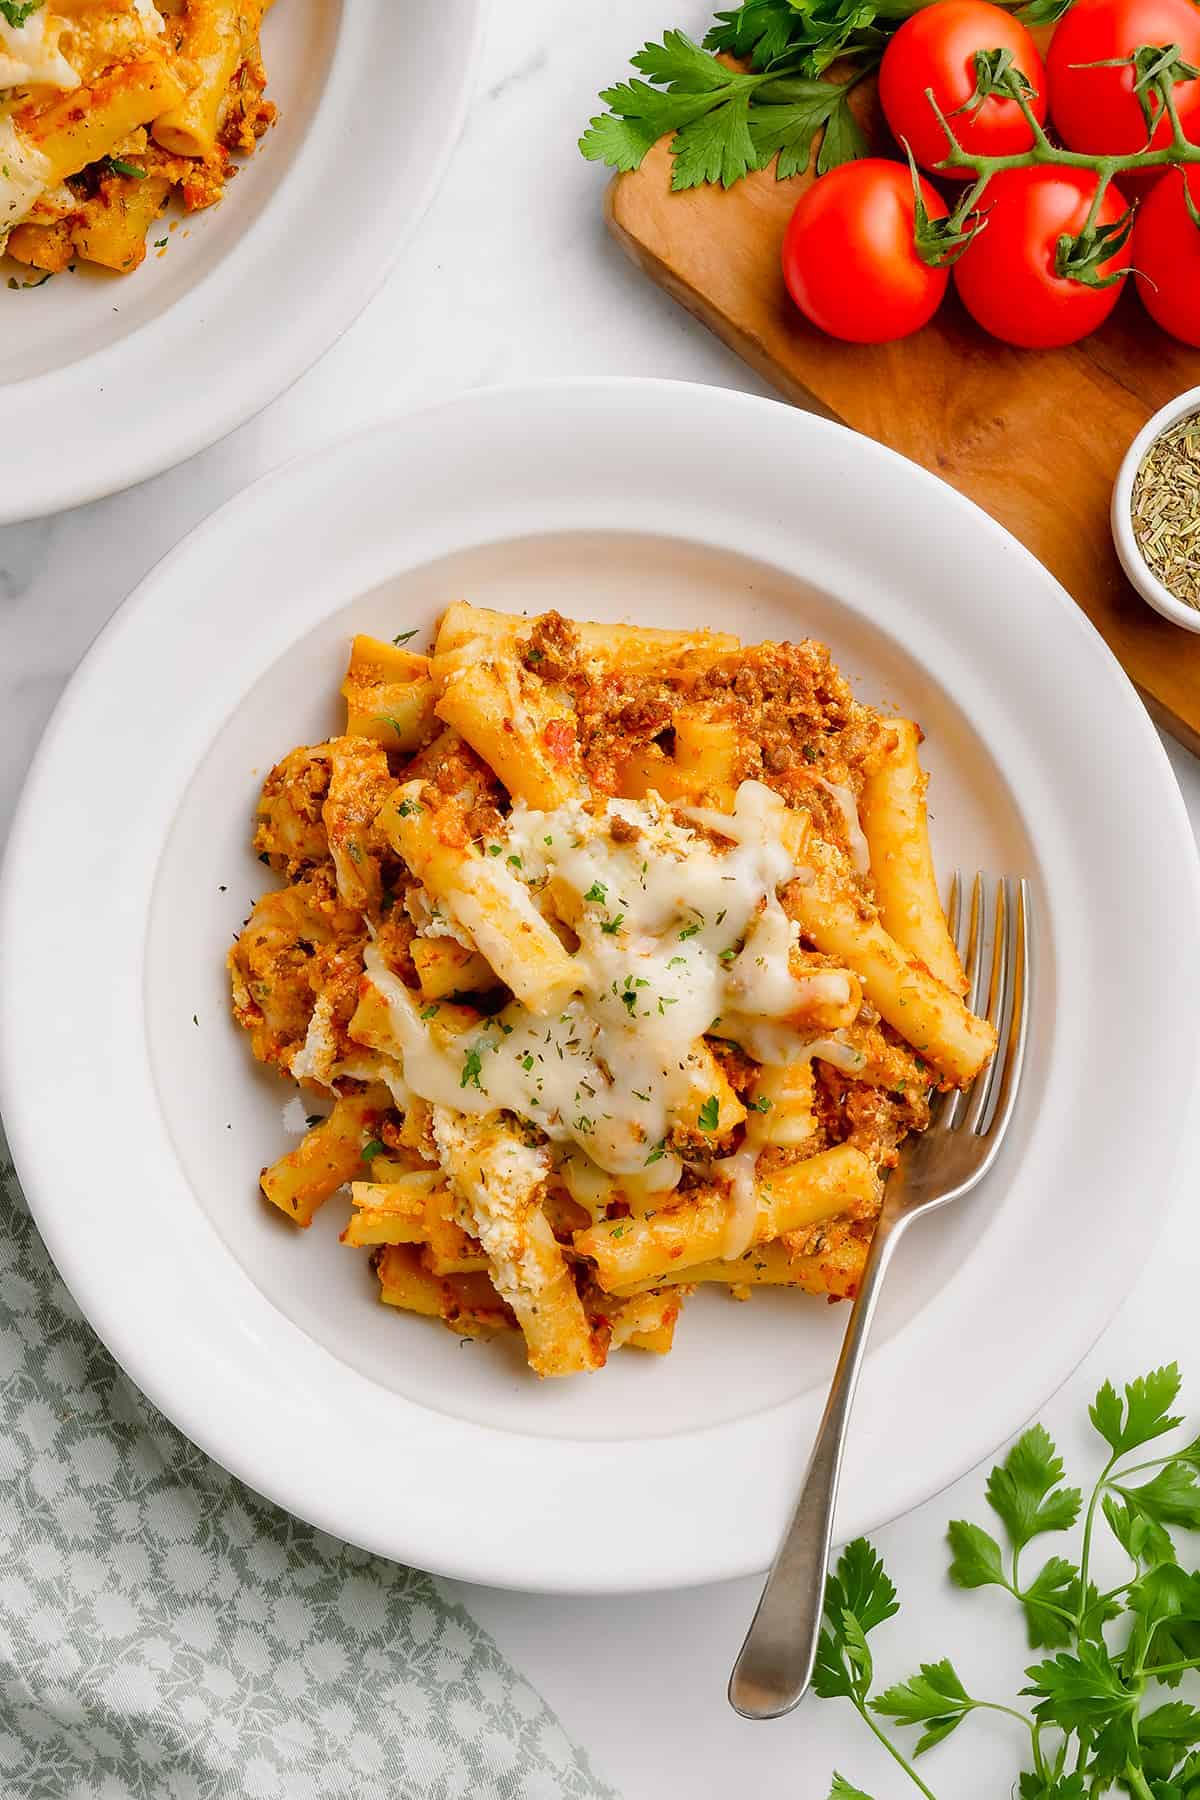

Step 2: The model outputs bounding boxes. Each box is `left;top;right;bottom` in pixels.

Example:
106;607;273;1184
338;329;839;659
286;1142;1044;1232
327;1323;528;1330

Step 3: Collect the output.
229;604;997;1378
1;0;277;280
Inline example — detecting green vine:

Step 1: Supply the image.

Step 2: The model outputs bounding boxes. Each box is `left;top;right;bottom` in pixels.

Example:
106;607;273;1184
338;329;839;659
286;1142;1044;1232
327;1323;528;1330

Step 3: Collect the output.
914;47;1200;278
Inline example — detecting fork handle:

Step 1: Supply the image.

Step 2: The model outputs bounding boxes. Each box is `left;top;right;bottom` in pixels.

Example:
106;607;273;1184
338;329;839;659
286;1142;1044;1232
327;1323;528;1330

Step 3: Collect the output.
728;1198;909;1720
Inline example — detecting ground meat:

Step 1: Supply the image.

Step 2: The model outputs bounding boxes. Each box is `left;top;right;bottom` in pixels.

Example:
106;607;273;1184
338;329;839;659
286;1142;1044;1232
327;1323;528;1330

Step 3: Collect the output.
406;730;503;808
608;816;640;844
521;611;581;683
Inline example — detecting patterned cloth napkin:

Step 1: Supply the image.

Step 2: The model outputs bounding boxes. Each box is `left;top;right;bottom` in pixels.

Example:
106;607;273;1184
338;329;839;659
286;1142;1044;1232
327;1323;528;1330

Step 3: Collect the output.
0;1130;615;1800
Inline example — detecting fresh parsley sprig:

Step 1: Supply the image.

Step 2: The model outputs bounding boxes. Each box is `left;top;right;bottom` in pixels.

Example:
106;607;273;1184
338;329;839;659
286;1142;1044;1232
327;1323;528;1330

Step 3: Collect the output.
579;27;872;191
0;0;44;24
814;1364;1200;1799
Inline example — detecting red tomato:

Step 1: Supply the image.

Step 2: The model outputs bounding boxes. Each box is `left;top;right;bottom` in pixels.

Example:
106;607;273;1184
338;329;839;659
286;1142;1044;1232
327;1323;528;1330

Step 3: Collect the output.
952;166;1130;346
1046;0;1200;156
781;159;949;344
1133;166;1200;344
879;0;1048;178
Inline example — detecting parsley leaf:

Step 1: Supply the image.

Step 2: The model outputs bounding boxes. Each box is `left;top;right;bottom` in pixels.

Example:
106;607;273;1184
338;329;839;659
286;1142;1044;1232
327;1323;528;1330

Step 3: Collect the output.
986;1424;1083;1549
698;1094;721;1131
814;1539;899;1702
460;1046;486;1092
584;881;608;903
1131;1566;1200;1687
392;629;418;645
361;1138;384;1163
0;0;44;23
827;1777;875;1800
1090;1364;1184;1458
1022;1556;1081;1650
1021;1640;1134;1733
750;75;869;180
706;0;896;74
1111;1462;1200;1540
580;30;868;190
872;1658;972;1757
946;1518;1006;1590
706;0;802;67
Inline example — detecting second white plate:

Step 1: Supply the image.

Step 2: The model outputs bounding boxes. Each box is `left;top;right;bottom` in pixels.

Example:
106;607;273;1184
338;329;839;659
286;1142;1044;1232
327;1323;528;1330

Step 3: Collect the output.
0;0;483;523
3;380;1197;1592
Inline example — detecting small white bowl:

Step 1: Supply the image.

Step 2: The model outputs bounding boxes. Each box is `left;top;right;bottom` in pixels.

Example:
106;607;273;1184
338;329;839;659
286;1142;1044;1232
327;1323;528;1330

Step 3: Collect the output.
1113;385;1200;634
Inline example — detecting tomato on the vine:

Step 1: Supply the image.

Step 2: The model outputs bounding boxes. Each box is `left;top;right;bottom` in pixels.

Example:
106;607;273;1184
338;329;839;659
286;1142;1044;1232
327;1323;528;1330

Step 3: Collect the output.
952;167;1130;347
781;159;950;344
1133;166;1200;344
879;0;1048;178
1045;0;1200;157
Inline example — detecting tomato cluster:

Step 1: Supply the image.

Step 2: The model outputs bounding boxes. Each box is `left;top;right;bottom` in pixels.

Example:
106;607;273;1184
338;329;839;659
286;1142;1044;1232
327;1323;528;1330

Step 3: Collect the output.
781;0;1200;349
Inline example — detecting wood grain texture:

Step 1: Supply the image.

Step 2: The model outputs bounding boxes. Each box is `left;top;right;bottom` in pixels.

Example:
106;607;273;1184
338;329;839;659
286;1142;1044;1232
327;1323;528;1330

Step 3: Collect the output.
605;93;1200;746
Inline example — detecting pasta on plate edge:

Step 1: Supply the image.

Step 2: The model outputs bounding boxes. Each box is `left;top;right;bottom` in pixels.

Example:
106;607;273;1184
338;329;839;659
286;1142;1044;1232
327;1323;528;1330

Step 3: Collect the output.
0;0;278;282
228;602;997;1378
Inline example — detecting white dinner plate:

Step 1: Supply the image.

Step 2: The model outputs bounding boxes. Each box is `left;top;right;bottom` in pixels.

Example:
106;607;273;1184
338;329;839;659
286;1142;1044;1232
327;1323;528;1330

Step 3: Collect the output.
0;0;483;525
3;380;1198;1594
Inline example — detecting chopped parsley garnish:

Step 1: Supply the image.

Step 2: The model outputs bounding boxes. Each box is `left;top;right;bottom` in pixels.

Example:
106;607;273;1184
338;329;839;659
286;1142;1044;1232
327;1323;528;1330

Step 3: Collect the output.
584;881;608;904
544;834;553;846
373;714;406;737
715;909;727;926
698;1095;721;1132
609;1222;628;1239
718;947;738;965
521;1054;534;1071
632;1089;651;1102
487;843;503;857
396;797;421;817
657;996;678;1015
392;629;419;645
600;913;624;935
108;158;147;180
668;956;686;969
644;1140;667;1166
361;1138;384;1162
0;2;45;23
752;1095;774;1113
419;1003;440;1020
679;923;701;940
507;853;523;869
460;1047;486;1092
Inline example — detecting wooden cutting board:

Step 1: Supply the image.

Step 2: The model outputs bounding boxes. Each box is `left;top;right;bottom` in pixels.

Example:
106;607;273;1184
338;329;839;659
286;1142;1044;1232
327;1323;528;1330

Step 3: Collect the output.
605;81;1200;753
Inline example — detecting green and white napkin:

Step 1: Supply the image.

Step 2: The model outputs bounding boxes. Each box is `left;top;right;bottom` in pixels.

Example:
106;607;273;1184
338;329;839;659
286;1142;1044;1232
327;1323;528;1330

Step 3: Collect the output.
0;1132;615;1800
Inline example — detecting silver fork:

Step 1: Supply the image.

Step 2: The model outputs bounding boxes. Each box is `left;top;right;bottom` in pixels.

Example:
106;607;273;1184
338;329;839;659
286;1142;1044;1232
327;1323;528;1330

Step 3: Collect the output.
728;873;1031;1721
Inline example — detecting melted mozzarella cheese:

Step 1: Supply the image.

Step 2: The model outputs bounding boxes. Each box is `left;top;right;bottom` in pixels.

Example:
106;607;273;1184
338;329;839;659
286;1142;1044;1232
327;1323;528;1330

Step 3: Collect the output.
363;779;871;1245
0;10;77;90
814;775;871;874
0;117;54;243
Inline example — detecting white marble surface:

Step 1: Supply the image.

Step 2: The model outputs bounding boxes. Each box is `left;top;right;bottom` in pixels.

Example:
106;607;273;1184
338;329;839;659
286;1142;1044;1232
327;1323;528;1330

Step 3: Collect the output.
3;3;1200;1796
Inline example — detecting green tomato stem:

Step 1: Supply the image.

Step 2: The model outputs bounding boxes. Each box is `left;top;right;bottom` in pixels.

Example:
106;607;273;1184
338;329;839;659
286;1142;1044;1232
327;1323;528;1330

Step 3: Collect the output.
929;55;1200;256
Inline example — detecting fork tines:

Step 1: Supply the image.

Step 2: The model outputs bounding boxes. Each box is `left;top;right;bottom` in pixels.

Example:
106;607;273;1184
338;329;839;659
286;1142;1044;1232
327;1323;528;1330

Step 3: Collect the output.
939;872;1029;1140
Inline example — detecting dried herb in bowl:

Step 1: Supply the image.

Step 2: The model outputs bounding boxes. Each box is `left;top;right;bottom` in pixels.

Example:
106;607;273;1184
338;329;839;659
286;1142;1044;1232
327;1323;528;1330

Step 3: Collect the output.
1131;415;1200;611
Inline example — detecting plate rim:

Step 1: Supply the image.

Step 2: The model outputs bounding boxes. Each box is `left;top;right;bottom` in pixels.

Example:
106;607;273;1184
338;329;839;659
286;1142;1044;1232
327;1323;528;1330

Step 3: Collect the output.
0;0;485;526
3;376;1198;1593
